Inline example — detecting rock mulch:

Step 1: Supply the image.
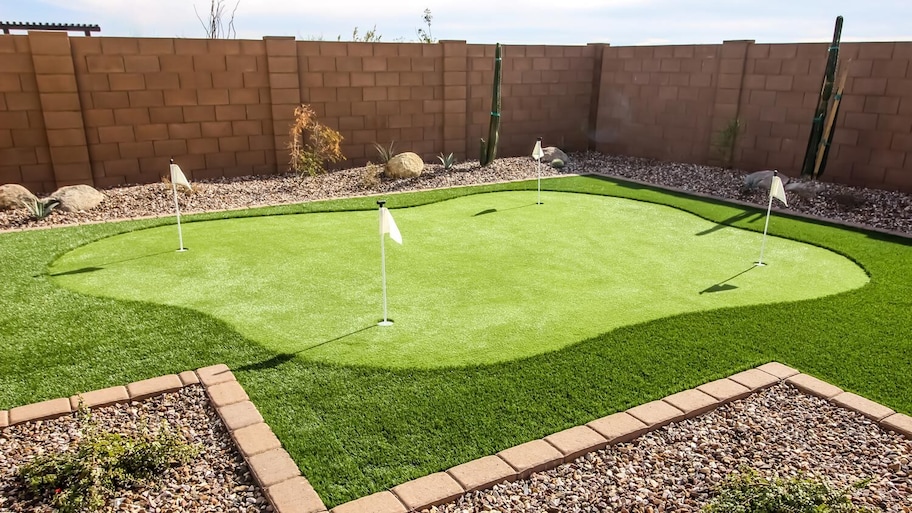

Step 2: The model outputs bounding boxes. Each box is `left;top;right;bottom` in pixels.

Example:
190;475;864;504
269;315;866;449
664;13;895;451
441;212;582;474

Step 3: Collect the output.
1;153;910;235
431;383;912;513
0;386;269;513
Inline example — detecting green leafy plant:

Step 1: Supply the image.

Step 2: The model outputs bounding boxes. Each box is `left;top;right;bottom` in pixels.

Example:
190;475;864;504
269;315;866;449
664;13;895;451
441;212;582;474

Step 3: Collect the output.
712;118;742;169
437;152;456;170
22;198;60;220
288;104;345;177
373;141;397;164
18;407;198;513
704;469;872;513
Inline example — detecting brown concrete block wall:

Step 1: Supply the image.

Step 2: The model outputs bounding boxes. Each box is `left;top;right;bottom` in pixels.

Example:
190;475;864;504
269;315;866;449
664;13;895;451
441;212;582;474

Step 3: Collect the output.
0;35;55;192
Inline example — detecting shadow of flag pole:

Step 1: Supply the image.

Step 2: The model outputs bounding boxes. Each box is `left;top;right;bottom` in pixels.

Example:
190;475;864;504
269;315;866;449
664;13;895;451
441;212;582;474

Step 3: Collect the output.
377;200;402;327
756;170;788;266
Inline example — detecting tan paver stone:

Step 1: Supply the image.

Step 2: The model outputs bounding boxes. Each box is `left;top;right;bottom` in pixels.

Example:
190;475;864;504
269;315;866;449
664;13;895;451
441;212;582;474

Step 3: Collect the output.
586;412;650;443
729;368;780;391
785;374;843;399
9;397;72;425
70;386;129;410
266;476;327;513
497;439;564;479
0;410;8;427
662;389;718;418
697;378;752;403
207;380;249;408
330;491;407;513
233;422;283;457
126;374;183;400
756;361;799;379
179;370;200;386
880;413;912;438
247;448;301;488
218;400;264;431
447;455;517;492
832;392;895;421
391;472;464;511
544;425;608;462
197;363;236;386
626;399;685;428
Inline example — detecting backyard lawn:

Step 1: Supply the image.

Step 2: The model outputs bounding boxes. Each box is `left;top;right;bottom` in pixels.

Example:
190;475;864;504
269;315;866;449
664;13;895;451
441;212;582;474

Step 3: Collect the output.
1;174;910;506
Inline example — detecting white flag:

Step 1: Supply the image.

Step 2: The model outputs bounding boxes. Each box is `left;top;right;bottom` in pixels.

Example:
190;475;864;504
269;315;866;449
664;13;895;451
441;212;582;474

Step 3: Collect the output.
532;139;544;160
380;207;402;244
170;163;192;190
770;175;787;207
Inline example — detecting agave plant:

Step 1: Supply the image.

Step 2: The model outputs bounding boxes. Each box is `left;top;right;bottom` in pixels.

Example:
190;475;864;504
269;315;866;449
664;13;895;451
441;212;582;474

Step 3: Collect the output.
373;141;396;164
437;152;456;170
22;198;60;220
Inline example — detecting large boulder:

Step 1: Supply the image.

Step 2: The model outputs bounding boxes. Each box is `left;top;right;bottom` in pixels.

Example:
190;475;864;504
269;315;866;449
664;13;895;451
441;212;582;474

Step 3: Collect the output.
385;152;424;179
742;170;791;191
540;146;570;164
0;184;38;210
50;184;105;212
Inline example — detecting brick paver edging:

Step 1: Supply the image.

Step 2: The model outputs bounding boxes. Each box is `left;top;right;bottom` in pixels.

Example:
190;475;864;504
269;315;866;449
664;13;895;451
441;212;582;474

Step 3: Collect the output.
3;362;911;513
0;364;326;513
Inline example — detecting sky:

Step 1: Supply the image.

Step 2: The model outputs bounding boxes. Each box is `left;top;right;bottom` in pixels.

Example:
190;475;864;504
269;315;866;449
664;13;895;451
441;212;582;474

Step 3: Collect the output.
2;0;911;46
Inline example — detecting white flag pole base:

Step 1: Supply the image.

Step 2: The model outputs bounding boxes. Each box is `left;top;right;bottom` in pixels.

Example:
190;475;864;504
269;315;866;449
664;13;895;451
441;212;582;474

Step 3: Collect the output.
377;320;394;327
176;248;189;253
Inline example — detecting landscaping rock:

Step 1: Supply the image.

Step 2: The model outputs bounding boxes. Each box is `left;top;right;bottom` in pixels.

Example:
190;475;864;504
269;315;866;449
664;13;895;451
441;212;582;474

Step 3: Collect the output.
540;147;570;164
50;184;105;212
743;170;791;191
0;184;38;210
785;180;824;200
551;159;565;169
385;152;424;179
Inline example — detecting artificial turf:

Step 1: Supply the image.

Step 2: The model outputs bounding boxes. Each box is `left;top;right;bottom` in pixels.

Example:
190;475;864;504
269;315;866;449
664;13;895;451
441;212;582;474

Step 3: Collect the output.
48;191;867;368
1;175;910;507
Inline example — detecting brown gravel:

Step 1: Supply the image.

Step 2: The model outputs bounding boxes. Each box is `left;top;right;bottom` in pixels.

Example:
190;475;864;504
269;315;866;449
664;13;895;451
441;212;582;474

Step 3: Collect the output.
0;386;269;513
2;154;910;235
431;383;912;513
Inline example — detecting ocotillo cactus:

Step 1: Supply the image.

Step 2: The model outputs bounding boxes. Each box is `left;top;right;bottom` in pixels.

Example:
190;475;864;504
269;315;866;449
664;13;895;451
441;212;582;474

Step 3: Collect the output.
480;43;503;167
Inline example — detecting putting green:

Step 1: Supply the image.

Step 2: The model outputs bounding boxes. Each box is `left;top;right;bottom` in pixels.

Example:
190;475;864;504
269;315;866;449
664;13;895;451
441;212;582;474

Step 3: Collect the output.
48;191;868;368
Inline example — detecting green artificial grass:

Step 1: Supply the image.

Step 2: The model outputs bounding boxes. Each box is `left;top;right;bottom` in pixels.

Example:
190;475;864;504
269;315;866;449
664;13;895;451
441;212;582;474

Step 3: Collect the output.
1;175;910;507
48;191;868;368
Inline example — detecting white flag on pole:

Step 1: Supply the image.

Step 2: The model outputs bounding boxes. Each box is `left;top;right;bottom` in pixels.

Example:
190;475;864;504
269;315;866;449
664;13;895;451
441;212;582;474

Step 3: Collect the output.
532;139;544;160
380;207;402;244
170;163;192;190
770;175;787;207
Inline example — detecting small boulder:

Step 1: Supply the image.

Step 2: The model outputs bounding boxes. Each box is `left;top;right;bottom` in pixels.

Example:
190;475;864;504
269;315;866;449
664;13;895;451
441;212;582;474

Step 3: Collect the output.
785;181;824;200
0;184;38;210
50;184;105;212
743;170;790;191
551;159;565;169
540;147;569;164
385;152;424;179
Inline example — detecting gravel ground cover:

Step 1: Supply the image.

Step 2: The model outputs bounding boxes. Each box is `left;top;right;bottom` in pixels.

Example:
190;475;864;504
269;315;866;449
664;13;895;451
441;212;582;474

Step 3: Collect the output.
2;153;910;235
432;383;912;513
0;386;268;513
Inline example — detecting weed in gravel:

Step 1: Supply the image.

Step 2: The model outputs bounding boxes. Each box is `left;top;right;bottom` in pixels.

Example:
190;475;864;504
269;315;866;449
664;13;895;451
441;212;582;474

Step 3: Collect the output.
704;469;872;513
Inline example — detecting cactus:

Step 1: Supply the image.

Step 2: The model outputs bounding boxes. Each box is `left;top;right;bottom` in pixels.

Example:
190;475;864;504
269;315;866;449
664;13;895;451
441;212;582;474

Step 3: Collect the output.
479;43;502;167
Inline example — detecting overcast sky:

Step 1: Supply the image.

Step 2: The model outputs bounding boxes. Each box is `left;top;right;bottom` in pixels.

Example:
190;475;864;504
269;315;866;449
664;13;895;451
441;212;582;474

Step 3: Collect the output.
3;0;911;45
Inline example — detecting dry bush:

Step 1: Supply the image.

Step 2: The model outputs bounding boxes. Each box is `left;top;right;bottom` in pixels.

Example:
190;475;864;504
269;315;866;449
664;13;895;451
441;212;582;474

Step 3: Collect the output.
288;105;345;177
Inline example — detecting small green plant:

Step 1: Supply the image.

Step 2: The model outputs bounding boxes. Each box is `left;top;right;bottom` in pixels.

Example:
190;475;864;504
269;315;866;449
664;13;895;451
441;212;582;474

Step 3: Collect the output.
339;25;382;42
288;104;345;177
712;118;742;169
704;469;872;513
417;8;435;43
18;405;198;513
21;198;60;220
373;141;397;164
437;152;456;170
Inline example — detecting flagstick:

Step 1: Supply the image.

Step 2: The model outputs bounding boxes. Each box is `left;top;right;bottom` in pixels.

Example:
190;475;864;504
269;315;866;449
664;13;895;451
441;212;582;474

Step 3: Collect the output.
378;200;392;326
756;192;774;266
536;157;542;205
172;181;187;252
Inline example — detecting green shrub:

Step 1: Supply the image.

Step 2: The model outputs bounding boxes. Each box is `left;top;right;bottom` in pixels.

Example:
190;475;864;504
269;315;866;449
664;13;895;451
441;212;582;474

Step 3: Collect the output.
704;469;871;513
373;141;396;164
21;198;60;220
437;152;456;170
18;408;198;513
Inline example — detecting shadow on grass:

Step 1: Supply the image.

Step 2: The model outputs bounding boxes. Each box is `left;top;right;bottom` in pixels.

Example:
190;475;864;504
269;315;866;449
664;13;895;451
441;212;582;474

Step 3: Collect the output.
236;325;377;371
696;211;764;236
473;203;536;216
700;265;757;294
46;250;177;277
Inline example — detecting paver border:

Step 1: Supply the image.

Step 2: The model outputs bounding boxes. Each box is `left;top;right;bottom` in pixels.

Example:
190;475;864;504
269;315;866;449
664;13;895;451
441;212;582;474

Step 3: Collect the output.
3;362;910;513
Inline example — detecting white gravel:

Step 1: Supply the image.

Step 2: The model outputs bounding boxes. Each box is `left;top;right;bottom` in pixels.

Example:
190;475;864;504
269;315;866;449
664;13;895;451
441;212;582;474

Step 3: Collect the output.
431;383;912;513
1;154;910;235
